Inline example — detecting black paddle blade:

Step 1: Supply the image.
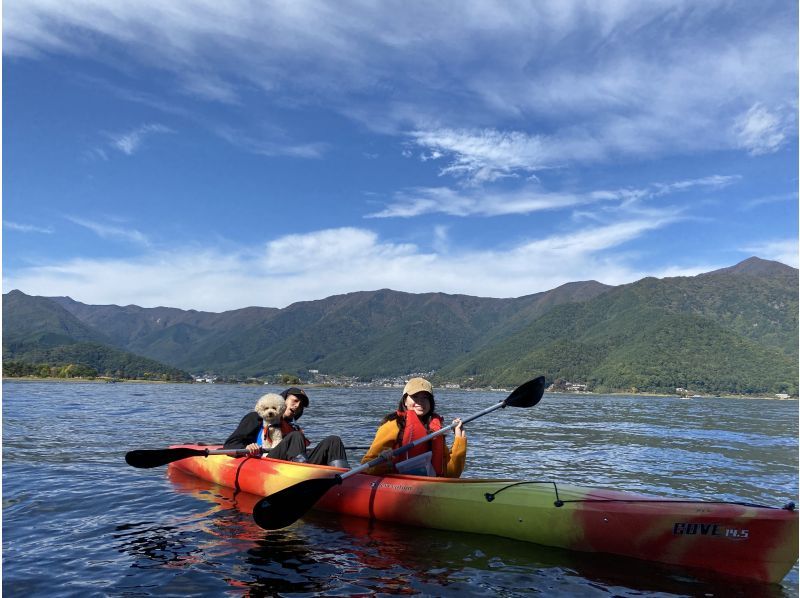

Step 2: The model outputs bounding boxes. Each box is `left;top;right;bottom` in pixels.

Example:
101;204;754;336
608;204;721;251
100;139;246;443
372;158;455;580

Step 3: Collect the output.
504;376;546;408
125;447;205;469
253;476;340;530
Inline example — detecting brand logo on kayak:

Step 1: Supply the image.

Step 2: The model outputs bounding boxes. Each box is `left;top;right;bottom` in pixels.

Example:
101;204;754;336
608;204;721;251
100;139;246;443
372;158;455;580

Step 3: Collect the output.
673;523;749;538
370;481;413;492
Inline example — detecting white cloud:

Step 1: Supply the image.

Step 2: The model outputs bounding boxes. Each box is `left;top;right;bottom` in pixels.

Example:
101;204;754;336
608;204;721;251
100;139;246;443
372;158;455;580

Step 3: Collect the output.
407;124;750;189
263;228;418;275
5;1;795;163
179;71;240;104
109;123;172;155
516;215;681;256
369;186;603;218
66;216;150;246
733;103;791;155
410;129;550;185
651;175;740;196
214;126;328;159
741;239;799;268
4;221;689;311
368;175;737;219
3;221;54;234
742;192;798;210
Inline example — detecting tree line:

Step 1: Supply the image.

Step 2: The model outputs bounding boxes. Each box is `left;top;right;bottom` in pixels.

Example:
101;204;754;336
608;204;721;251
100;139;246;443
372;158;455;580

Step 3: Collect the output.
2;360;188;382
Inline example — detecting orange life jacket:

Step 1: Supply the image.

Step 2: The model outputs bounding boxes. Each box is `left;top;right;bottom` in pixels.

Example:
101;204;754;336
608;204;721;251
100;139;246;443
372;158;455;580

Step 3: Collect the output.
393;410;446;476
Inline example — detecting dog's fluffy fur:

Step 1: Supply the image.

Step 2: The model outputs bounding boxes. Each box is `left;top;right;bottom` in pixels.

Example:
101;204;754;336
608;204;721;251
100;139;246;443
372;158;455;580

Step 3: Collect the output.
254;393;285;449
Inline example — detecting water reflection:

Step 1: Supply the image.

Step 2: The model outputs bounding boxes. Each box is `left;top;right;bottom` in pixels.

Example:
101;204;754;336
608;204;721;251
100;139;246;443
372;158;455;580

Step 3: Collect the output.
113;520;204;569
166;468;442;594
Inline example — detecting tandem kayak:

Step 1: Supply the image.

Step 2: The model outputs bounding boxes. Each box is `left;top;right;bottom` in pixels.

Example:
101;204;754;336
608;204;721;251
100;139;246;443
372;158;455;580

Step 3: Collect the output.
168;444;798;584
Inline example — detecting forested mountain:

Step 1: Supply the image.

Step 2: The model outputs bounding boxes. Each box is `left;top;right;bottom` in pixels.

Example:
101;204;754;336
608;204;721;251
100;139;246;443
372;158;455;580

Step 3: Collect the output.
438;258;798;394
47;282;609;377
3;257;797;394
3;289;191;380
4;289;114;349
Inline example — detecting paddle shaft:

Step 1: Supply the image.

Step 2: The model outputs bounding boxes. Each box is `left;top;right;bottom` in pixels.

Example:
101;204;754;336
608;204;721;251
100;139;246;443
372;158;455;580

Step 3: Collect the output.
199;448;262;457
339;398;508;482
125;445;263;468
201;442;369;456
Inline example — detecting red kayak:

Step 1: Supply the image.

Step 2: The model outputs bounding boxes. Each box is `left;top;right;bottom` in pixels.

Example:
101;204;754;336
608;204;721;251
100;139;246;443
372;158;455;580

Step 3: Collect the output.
169;444;798;584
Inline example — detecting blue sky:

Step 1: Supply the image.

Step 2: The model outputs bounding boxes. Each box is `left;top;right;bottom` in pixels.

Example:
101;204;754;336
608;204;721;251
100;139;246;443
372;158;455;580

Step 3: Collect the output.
3;1;798;311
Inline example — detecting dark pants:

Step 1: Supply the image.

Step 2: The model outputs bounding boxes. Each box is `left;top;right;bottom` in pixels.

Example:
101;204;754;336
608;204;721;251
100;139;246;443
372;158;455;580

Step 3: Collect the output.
267;431;347;465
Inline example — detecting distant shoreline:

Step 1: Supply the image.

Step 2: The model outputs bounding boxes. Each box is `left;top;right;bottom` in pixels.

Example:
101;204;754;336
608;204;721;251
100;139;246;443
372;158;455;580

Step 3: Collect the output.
3;376;796;400
2;376;171;384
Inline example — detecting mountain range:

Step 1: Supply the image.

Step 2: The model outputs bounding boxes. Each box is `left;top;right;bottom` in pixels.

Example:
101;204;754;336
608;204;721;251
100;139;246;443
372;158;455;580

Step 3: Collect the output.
3;257;798;394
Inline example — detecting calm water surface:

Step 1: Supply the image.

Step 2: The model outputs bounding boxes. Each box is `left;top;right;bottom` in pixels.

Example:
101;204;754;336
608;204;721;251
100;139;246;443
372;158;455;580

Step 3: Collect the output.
3;381;798;596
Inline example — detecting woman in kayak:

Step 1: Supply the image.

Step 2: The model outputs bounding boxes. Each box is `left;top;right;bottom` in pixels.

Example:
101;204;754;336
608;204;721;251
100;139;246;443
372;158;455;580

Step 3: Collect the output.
223;386;350;468
361;377;466;477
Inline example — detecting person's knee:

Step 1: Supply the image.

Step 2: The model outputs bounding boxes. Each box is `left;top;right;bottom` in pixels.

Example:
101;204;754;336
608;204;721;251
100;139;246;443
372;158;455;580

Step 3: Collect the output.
284;431;305;446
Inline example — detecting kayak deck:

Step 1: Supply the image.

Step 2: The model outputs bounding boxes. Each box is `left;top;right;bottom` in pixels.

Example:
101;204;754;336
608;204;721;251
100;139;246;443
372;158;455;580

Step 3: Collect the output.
168;444;798;584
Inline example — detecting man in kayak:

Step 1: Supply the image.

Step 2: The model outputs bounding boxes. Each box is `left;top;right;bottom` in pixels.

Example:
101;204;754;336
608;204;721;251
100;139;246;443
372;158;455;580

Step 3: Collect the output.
361;378;466;477
223;386;350;468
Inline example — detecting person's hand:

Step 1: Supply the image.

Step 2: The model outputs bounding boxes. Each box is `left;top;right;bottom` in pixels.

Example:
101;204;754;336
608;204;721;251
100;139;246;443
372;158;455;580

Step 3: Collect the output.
379;448;394;462
245;443;261;456
452;418;465;438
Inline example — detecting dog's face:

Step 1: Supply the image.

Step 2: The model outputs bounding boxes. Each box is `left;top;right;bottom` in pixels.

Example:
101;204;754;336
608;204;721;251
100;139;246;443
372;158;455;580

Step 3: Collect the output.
255;394;286;424
261;404;281;422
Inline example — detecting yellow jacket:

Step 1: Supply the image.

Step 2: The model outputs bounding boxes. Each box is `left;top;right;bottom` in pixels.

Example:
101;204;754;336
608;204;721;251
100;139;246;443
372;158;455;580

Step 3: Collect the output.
361;419;467;478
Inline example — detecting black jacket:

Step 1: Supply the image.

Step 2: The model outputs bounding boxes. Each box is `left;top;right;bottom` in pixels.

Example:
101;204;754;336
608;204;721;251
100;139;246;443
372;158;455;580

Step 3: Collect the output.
223;411;262;449
223;411;305;449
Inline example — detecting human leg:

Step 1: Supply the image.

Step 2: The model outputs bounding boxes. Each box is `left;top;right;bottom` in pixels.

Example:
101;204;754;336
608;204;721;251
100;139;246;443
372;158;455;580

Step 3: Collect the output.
266;431;308;461
306;435;349;467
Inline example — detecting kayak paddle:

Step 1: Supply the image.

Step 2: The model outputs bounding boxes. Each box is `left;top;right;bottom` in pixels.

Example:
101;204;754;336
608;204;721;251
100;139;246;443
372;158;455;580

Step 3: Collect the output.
125;444;373;469
252;375;546;530
125;446;263;468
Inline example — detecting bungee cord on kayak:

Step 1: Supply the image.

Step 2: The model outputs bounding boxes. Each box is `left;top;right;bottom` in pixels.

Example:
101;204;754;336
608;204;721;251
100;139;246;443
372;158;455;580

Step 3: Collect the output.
483;480;797;510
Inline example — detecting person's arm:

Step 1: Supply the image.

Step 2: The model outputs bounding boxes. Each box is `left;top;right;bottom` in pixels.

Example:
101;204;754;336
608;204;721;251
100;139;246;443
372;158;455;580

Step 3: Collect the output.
223;412;261;449
445;419;467;478
445;436;467;478
360;421;398;475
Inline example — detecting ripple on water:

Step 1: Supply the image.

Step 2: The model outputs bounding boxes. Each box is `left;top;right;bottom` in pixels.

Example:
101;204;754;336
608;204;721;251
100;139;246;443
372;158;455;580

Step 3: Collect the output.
2;383;797;597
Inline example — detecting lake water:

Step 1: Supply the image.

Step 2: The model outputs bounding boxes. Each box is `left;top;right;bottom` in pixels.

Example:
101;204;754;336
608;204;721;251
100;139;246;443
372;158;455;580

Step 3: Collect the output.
3;380;798;597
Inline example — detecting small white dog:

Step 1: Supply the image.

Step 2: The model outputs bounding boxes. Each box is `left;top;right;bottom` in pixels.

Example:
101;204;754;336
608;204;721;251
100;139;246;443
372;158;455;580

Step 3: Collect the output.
254;393;285;450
